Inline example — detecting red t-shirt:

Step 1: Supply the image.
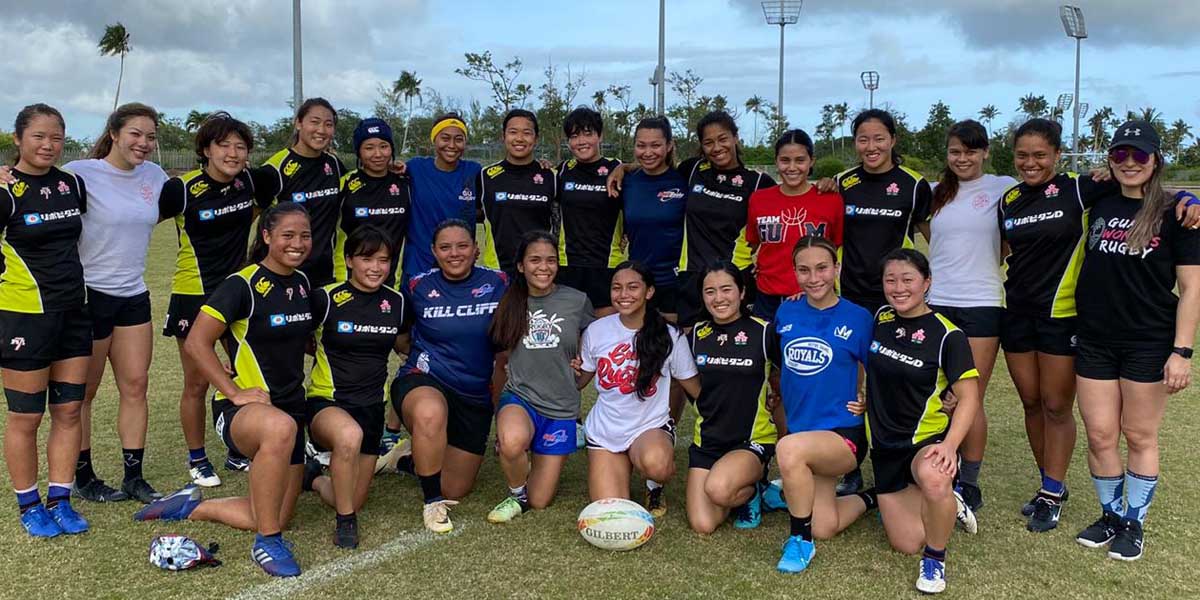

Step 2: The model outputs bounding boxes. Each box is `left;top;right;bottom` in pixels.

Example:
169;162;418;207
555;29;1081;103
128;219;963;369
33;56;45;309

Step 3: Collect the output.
746;185;844;296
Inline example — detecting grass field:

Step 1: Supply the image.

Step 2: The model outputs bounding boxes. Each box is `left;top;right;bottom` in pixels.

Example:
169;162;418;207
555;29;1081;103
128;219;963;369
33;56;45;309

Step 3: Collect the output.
1;223;1198;600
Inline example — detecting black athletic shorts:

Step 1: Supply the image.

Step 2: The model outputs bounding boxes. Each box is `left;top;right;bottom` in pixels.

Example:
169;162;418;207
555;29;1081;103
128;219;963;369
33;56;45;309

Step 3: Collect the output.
391;371;494;456
86;287;151;340
557;265;614;309
0;308;92;371
844;294;887;318
751;293;785;323
650;281;679;317
688;441;775;470
675;271;704;328
929;305;1001;339
833;425;869;466
212;398;307;465
1075;338;1172;384
308;398;385;456
871;437;943;495
162;293;207;339
1000;311;1077;356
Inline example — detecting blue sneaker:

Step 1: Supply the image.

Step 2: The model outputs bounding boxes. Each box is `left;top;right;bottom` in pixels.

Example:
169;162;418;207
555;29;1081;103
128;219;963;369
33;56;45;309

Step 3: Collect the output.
777;535;816;573
916;556;946;594
133;485;201;521
733;483;763;529
762;478;787;512
252;534;301;577
47;501;89;534
20;504;64;538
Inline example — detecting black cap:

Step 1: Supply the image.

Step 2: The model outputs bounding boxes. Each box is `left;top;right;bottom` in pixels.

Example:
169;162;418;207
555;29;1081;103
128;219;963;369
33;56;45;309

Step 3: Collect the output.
1109;120;1161;155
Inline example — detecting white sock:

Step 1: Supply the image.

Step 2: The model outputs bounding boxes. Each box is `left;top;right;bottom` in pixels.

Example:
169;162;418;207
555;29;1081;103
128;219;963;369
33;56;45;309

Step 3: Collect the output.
509;485;528;502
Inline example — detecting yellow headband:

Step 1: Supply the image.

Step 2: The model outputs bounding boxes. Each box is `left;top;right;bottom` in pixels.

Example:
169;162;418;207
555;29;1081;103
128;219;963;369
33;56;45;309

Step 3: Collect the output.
430;119;468;143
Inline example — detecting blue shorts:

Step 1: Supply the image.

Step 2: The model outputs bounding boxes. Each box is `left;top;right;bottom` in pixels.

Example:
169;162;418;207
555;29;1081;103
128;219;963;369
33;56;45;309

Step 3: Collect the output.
498;393;577;456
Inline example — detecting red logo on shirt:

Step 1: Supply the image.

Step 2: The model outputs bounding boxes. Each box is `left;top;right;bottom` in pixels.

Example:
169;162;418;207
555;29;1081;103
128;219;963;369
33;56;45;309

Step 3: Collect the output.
596;342;656;396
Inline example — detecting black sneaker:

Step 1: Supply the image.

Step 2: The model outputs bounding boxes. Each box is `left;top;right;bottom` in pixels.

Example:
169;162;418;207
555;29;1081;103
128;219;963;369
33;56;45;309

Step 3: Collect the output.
835;468;864;497
1022;486;1068;516
1108;519;1144;561
959;483;983;512
224;454;251;472
1076;512;1122;548
73;478;128;503
121;477;163;504
1026;492;1062;533
302;458;324;492
334;517;359;549
645;487;667;519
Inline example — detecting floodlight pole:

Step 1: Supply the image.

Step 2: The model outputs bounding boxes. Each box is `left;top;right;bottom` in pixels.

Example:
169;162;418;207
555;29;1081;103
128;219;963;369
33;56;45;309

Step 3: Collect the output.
776;22;785;123
1061;5;1087;172
1072;36;1081;171
293;0;303;108
656;0;666;115
861;71;879;109
762;2;803;129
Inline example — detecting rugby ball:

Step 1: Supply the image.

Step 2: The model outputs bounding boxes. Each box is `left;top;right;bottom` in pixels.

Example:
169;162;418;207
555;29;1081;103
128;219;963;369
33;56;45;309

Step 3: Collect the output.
577;498;655;551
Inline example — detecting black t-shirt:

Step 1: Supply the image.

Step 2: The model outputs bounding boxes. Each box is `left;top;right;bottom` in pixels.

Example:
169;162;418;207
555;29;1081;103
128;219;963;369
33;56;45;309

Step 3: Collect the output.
475;160;558;272
308;281;405;406
557;157;623;268
678;157;775;272
252;149;346;286
866;307;977;450
0;167;87;313
1077;192;1200;342
998;173;1110;318
837;165;932;306
333;169;412;286
160;168;266;296
688;314;777;450
201;264;322;409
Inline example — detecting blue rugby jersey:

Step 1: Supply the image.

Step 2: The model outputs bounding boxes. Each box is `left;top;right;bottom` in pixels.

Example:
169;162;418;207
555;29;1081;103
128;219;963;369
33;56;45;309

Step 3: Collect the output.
622;168;688;288
401;157;481;280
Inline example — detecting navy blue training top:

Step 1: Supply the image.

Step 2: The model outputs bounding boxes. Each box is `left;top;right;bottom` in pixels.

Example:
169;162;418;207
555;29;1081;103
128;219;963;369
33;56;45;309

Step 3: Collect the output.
622;168;688;288
401;157;481;281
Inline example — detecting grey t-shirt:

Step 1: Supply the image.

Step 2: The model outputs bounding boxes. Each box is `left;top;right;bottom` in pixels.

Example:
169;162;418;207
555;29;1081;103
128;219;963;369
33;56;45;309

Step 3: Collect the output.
504;285;595;419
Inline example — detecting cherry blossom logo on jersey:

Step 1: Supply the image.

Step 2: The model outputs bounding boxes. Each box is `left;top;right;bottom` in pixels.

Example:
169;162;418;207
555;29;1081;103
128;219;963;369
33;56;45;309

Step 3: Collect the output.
533;173;544;185
886;182;900;196
324;162;333;176
731;175;744;187
298;285;307;298
972;192;990;210
56;181;70;195
597;166;610;176
380;299;392;313
911;329;926;344
233;178;244;190
141;183;154;204
596;342;655;396
389;183;400;196
1044;184;1060;198
734;330;748;345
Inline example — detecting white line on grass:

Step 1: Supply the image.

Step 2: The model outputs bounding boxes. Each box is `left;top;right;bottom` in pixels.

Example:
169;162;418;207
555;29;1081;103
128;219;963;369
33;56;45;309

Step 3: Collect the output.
227;527;463;600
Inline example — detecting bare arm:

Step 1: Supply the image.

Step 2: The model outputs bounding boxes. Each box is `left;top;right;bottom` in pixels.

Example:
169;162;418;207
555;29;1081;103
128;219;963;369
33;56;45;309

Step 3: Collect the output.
184;313;269;406
1166;265;1200;393
677;374;701;400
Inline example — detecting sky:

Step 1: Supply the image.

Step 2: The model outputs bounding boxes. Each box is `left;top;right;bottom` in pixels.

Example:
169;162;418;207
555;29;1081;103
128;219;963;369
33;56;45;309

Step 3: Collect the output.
3;0;1199;145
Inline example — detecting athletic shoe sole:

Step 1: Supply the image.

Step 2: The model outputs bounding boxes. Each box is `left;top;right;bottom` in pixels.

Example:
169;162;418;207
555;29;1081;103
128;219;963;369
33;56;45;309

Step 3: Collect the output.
374;438;412;475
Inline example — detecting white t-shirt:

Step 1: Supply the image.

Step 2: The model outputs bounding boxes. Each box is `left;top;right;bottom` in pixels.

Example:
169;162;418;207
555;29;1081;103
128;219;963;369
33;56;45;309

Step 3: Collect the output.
581;314;698;453
928;174;1016;308
66;159;168;297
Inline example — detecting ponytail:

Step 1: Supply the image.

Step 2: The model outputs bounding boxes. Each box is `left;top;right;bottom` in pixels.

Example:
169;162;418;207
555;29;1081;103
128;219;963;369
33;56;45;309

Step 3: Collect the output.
613;260;675;400
490;230;558;351
933;120;989;215
247;202;310;266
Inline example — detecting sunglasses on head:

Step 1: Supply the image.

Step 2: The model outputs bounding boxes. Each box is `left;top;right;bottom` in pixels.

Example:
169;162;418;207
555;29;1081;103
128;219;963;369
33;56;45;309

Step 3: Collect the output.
1108;147;1152;165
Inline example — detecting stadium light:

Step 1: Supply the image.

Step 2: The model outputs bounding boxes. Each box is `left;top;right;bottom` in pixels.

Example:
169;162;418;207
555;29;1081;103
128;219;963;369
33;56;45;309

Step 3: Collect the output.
1078;102;1089;119
762;1;803;125
1060;5;1087;171
860;71;880;109
1056;93;1074;122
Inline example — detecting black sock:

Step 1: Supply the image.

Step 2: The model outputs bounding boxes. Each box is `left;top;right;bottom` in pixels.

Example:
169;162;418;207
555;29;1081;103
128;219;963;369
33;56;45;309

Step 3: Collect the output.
789;514;813;540
75;449;96;485
855;487;879;511
123;448;145;482
397;455;415;475
923;545;946;562
419;471;443;503
336;511;357;524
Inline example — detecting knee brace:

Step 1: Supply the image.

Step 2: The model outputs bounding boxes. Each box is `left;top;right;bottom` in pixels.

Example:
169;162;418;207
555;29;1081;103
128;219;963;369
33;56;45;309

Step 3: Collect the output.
5;388;48;414
49;381;86;405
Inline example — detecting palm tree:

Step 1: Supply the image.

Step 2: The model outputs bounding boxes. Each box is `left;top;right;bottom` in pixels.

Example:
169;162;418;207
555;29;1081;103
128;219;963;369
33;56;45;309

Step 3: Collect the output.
391;70;422;154
1088;106;1115;152
98;23;132;110
1017;94;1048;120
833;102;850;155
1166;119;1193;159
745;95;764;146
979;105;1000;137
1129;106;1165;130
184;110;212;133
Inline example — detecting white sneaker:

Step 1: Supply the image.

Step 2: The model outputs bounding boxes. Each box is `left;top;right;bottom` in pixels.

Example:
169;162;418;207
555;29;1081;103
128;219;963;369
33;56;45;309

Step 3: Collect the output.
188;463;222;488
305;440;331;467
375;437;412;475
423;499;459;534
916;557;946;594
953;489;977;534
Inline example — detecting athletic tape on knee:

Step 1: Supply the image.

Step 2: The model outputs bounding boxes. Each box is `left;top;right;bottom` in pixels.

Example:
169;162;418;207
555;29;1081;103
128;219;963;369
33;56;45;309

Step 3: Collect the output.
49;381;86;404
5;388;48;413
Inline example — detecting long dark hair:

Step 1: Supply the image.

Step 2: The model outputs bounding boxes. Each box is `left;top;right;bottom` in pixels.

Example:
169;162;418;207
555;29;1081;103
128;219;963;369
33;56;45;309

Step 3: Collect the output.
12;103;65;165
696;110;742;164
697;261;745;323
613;260;674;400
490;230;558;351
932;120;989;215
634;116;675;168
852;109;902;167
91;102;158;159
247;202;310;266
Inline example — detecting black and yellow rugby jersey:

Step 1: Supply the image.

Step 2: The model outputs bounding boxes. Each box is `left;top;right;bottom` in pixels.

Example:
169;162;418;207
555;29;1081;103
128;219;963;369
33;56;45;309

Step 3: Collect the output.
677;157;775;272
476;160;558;272
556;157;624;268
998;173;1105;318
332;169;411;286
201;264;321;408
253;149;346;286
837;165;932;306
160;169;266;296
688;314;777;449
865;307;977;450
308;281;404;406
0;167;86;313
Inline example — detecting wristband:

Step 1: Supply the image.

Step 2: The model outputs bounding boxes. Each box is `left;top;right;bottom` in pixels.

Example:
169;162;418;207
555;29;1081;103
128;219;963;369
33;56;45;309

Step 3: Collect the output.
1176;190;1200;207
1172;346;1193;359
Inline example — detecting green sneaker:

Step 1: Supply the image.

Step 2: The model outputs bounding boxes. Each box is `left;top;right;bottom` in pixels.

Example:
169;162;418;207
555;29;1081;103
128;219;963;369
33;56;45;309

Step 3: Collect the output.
487;496;526;524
